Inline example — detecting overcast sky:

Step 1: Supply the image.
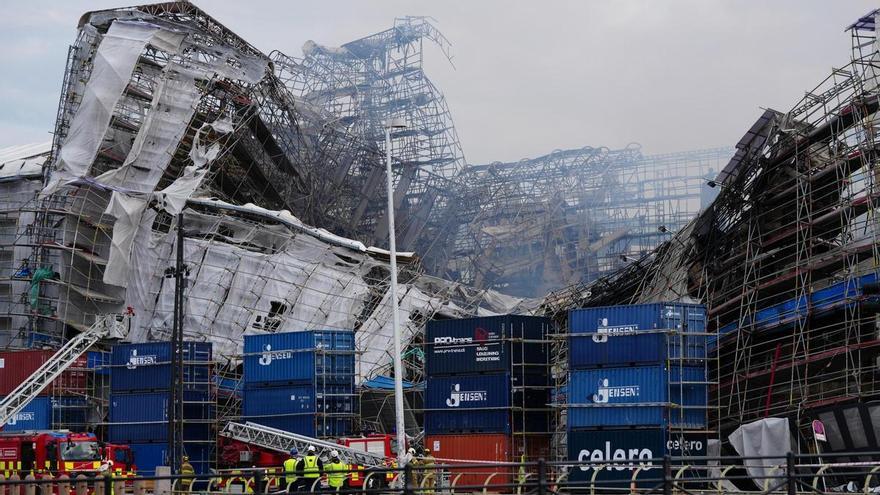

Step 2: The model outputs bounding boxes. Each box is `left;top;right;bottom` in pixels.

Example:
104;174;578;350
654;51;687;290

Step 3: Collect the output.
0;1;875;163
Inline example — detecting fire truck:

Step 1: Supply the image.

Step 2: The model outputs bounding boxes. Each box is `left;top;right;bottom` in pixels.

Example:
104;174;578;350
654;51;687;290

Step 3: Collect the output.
0;431;135;478
218;422;398;490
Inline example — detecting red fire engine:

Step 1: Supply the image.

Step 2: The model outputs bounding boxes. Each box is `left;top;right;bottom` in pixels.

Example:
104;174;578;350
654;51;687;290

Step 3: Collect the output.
218;433;397;489
0;432;135;477
338;434;397;488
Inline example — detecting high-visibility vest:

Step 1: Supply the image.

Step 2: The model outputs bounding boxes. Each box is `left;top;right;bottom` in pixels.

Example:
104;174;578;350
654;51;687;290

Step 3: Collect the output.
302;456;320;478
283;458;298;485
326;461;348;488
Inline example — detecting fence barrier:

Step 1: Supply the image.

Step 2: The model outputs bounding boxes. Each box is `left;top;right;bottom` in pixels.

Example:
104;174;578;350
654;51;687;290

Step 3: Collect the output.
1;452;879;494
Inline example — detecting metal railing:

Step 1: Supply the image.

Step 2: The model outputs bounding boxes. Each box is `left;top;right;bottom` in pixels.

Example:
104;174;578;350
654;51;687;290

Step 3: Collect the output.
2;452;880;495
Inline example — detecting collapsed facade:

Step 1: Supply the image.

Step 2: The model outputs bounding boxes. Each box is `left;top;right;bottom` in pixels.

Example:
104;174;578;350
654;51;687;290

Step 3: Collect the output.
547;10;880;454
0;2;729;435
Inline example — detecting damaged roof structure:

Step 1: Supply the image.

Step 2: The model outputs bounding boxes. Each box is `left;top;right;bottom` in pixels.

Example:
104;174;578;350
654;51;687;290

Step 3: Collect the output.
2;2;530;385
546;9;880;454
0;2;730;434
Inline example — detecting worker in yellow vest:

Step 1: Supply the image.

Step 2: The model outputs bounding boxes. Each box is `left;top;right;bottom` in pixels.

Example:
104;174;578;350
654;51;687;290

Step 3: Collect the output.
283;448;299;492
325;450;349;492
295;445;323;492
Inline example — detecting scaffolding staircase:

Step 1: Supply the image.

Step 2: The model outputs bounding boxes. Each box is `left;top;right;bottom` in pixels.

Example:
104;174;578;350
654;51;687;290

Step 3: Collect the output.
220;422;388;467
0;313;129;426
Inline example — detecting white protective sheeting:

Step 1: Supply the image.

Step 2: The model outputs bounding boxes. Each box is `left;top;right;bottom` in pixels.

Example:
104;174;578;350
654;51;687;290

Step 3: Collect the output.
103;192;150;288
115;202;530;380
96;64;196;192
46;21;159;193
124;216;375;360
729;417;793;489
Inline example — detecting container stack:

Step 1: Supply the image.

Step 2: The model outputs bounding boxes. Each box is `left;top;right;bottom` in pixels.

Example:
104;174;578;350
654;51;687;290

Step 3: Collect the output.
242;330;356;438
0;349;91;431
424;315;552;488
565;303;710;487
108;342;214;474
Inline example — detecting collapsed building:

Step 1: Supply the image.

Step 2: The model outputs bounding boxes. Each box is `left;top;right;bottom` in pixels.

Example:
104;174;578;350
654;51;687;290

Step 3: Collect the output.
547;10;880;455
0;1;729;436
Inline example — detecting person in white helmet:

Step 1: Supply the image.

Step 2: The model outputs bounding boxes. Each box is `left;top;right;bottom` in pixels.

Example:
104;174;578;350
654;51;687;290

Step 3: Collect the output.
325;450;349;491
296;445;323;492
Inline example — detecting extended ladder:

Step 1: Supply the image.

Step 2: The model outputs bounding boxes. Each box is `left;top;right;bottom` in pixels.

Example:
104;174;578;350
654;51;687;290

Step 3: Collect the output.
220;422;388;467
0;314;129;426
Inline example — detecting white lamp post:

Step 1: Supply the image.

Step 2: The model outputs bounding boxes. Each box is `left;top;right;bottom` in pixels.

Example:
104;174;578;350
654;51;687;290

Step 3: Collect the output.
384;117;408;466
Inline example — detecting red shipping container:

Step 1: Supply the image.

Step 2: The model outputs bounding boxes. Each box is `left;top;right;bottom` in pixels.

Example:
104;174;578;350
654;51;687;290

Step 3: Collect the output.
425;434;550;491
0;350;89;395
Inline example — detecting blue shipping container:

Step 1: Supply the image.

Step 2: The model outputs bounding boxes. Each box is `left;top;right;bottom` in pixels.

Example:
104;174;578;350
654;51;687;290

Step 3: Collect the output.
567;429;707;487
425;315;550;376
87;351;111;375
1;396;90;432
569;303;706;368
2;396;50;431
108;391;213;442
243;384;356;415
424;373;550;434
243;330;355;385
426;374;511;411
111;342;212;392
569;330;706;368
129;442;213;475
241;415;353;438
568;366;706;428
570;303;706;334
424;410;511;434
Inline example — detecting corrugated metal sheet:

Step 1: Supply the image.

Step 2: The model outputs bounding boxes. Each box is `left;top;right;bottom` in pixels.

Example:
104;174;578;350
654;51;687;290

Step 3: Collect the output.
568;366;706;428
243;330;355;385
567;429;707;487
425;315;550;376
0;350;89;395
108;391;212;442
569;303;706;334
110;342;212;392
569;331;706;368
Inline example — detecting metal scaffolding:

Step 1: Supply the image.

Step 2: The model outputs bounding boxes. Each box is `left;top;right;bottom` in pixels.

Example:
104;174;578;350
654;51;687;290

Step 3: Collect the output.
545;10;880;451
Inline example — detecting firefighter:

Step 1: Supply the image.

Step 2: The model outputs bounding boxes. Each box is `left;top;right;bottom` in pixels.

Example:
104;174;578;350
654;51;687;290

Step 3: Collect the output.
283;448;299;492
420;449;437;494
325;450;348;492
180;455;195;492
296;445;323;492
405;448;420;488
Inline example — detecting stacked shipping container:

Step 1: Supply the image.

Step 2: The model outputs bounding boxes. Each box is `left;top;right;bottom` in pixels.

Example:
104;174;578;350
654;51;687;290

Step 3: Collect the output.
566;303;710;487
0;349;91;431
108;342;214;474
242;330;356;438
424;315;552;488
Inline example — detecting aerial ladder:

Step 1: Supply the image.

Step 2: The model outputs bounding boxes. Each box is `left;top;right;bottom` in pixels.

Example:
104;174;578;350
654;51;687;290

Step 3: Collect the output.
0;314;129;426
220;422;388;468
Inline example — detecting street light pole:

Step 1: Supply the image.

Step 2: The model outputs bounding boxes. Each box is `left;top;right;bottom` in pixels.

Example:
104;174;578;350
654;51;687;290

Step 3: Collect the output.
384;118;408;466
